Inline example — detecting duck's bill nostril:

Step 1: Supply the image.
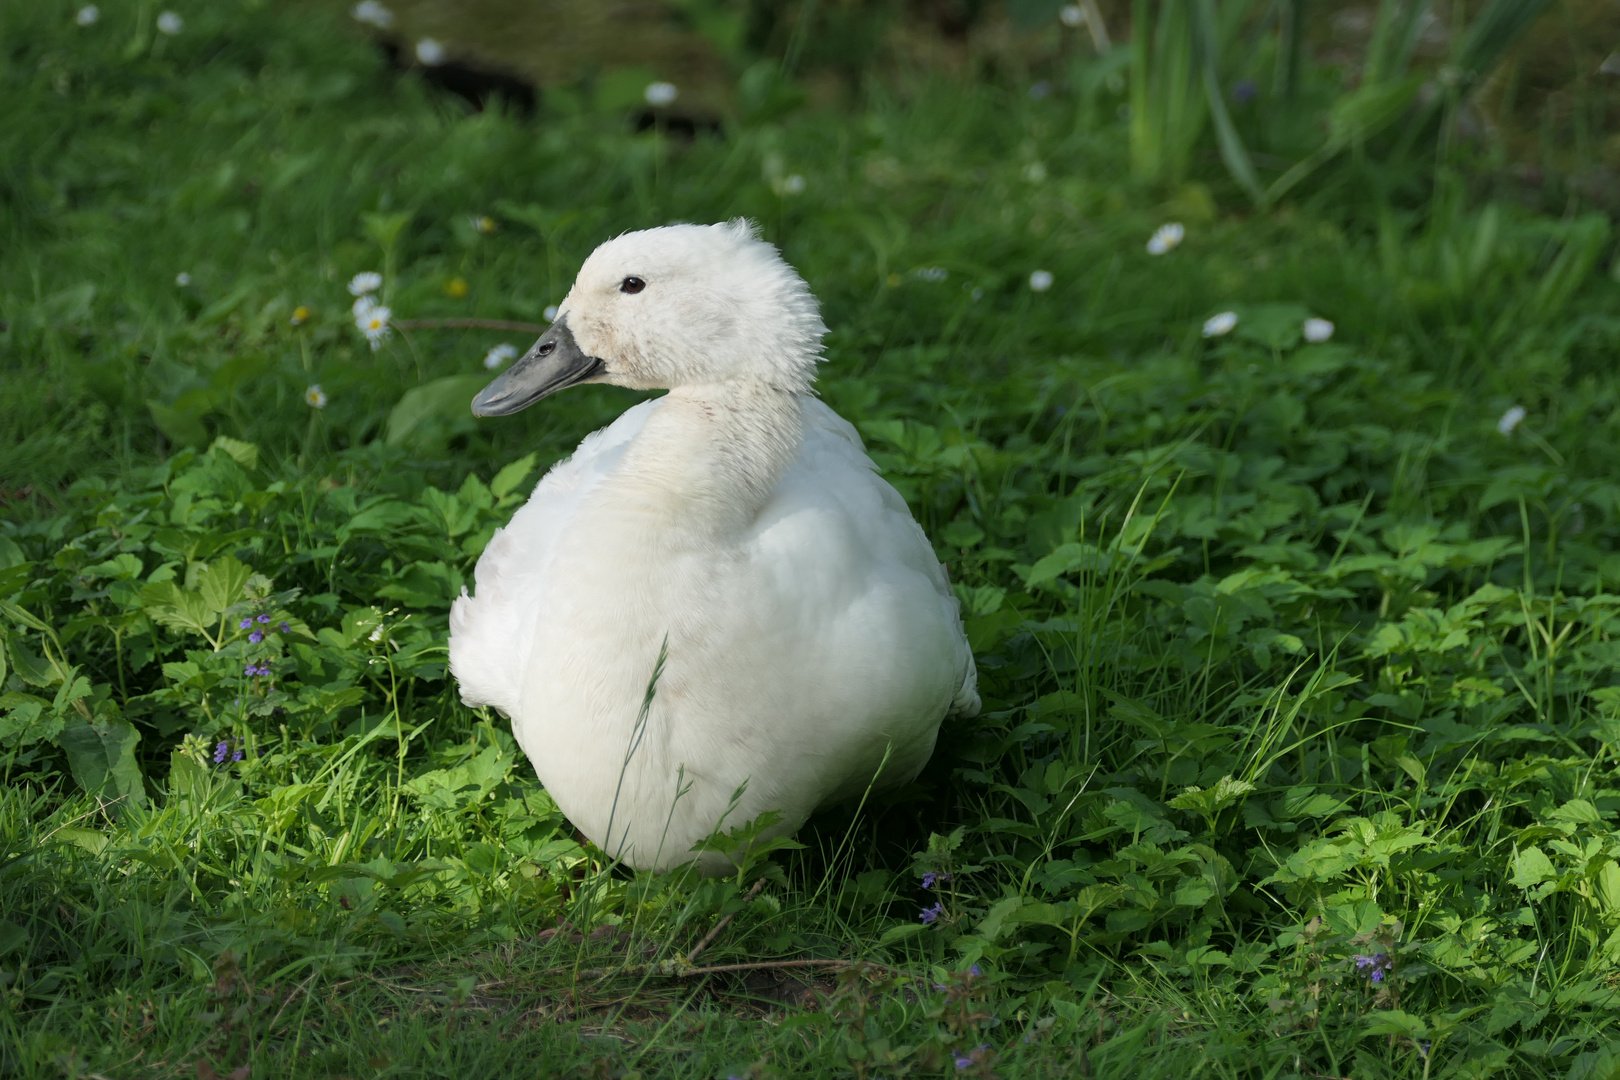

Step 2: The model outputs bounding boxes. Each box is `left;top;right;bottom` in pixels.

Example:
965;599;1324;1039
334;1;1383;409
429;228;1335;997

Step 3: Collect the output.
471;315;606;417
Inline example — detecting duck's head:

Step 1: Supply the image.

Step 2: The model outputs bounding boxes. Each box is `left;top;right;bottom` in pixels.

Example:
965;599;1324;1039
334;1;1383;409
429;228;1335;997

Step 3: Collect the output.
472;219;826;417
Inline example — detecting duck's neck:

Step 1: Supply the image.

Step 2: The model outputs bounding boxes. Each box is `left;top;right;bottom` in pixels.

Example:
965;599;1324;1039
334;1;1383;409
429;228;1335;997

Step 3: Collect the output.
605;377;807;541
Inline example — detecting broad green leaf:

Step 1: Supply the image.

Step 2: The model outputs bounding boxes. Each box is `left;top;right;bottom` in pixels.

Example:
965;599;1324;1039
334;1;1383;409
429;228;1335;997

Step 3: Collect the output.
385;375;488;446
1363;1010;1429;1040
1005;901;1073;929
877;921;929;946
1511;846;1556;889
0;537;27;570
55;827;110;855
1597;861;1620;915
57;716;146;811
361;209;413;249
207;435;259;470
0;601;52;635
197;555;252;615
4;635;57;687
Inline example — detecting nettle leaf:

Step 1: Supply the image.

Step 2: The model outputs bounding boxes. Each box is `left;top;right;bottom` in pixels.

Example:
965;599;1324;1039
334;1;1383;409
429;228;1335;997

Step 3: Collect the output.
490;453;538;501
142;582;215;637
1168;775;1256;816
197;556;252;615
0;695;63;746
1362;1009;1429;1040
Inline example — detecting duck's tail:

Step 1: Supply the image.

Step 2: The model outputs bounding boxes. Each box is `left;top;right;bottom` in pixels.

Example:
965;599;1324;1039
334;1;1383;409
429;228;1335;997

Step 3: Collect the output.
449;580;521;716
948;648;981;720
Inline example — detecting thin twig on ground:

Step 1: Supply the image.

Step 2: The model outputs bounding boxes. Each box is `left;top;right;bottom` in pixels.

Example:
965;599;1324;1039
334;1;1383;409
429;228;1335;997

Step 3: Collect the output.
579;956;895;982
685;876;768;965
264;970;320;1034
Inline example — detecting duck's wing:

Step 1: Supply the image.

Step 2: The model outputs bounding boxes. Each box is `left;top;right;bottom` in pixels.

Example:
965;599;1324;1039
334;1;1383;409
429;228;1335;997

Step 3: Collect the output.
684;399;979;817
449;398;662;715
799;400;980;721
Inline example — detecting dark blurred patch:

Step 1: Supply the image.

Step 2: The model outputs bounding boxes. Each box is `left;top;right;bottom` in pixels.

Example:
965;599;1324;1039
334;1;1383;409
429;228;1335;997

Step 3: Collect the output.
629;108;723;139
376;36;539;116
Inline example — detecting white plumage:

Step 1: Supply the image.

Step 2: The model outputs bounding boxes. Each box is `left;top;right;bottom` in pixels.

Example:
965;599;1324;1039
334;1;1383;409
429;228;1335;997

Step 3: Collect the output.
449;220;978;873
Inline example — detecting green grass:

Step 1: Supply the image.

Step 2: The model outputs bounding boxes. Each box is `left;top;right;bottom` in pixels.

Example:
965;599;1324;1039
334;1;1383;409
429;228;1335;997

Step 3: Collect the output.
5;2;1620;1078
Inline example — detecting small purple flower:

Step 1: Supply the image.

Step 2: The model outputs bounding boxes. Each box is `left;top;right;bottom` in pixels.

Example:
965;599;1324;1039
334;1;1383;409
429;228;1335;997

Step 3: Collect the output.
279;621;290;633
954;1053;973;1070
1353;953;1392;983
920;902;944;924
214;741;229;764
968;964;981;976
249;630;263;644
1234;79;1257;104
232;745;244;762
922;871;951;889
238;617;253;630
1418;1041;1431;1058
257;613;271;624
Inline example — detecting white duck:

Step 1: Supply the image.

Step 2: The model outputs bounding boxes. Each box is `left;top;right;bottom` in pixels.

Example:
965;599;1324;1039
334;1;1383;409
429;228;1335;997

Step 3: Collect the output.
449;220;979;873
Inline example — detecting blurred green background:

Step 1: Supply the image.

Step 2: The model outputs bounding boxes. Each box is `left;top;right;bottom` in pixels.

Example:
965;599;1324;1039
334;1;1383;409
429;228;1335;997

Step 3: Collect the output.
5;2;1620;1078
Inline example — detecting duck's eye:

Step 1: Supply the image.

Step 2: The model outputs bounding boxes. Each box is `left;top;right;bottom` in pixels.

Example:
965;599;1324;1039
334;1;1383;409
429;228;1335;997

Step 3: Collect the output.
619;276;646;294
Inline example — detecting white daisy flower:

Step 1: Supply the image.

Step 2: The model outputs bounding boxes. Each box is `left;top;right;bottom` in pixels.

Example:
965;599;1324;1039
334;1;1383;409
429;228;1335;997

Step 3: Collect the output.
415;38;447;66
305;385;328;409
1497;405;1526;436
355;303;391;350
350;0;394;29
1146;222;1185;255
1202;311;1238;337
484;343;518;370
75;5;100;26
175;271;192;286
644;81;678;107
1302;317;1335;343
1028;270;1054;292
543;304;559;322
156;11;183;35
348;271;383;296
